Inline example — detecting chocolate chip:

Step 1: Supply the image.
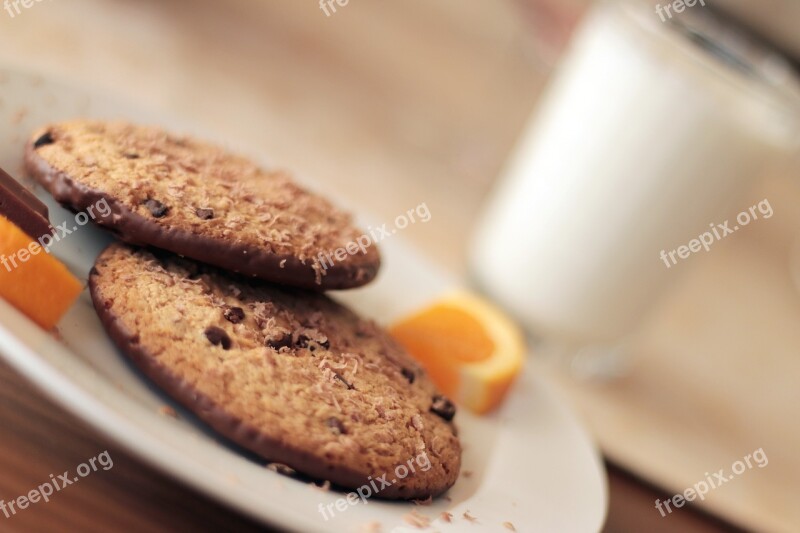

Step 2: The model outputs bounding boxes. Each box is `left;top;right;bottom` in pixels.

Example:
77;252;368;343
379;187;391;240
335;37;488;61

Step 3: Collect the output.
204;326;231;350
223;306;245;324
266;333;292;350
195;207;214;220
123;152;140;159
430;395;456;421
298;334;330;352
144;199;169;218
326;417;346;435
33;132;54;149
401;368;416;384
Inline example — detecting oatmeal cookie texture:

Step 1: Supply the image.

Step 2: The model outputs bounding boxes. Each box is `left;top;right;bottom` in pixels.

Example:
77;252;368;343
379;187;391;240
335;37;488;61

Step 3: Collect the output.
89;243;461;498
25;120;380;290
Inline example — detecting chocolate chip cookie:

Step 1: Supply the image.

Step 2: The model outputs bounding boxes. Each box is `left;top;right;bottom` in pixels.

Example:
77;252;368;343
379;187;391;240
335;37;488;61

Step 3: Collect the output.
26;120;380;290
89;243;461;499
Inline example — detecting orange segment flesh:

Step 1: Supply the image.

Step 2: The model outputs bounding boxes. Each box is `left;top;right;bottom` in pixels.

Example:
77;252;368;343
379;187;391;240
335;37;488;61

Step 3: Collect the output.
0;215;82;329
390;291;526;415
396;305;496;362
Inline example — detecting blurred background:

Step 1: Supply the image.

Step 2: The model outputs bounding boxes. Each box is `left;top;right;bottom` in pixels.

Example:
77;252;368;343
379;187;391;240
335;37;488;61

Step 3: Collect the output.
1;0;799;531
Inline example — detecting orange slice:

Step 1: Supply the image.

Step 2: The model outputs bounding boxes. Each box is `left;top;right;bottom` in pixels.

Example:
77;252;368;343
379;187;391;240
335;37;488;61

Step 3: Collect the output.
390;291;526;414
0;215;82;330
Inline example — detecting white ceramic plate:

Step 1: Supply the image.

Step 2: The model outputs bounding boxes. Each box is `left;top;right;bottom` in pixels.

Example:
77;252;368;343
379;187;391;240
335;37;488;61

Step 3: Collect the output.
0;67;608;532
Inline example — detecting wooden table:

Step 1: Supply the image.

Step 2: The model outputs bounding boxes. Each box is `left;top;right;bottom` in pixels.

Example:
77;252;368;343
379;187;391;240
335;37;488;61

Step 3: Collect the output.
0;359;738;532
0;0;784;530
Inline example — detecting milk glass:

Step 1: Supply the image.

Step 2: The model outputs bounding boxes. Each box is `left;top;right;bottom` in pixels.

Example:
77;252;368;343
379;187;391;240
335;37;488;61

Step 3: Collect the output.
471;0;800;375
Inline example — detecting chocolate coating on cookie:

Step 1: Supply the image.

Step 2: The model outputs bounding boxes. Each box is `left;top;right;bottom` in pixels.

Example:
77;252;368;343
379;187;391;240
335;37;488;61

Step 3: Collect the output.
26;120;380;290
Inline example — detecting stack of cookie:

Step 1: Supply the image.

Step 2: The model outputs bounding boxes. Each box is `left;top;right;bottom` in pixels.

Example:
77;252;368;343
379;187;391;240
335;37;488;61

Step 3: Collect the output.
25;121;461;499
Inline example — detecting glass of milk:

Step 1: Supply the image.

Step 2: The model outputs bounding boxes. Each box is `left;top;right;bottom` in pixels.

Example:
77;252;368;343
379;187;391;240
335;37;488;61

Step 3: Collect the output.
471;0;800;376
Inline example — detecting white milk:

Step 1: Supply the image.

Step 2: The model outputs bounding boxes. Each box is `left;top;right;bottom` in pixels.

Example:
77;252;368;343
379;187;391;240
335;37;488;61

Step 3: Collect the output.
471;1;799;344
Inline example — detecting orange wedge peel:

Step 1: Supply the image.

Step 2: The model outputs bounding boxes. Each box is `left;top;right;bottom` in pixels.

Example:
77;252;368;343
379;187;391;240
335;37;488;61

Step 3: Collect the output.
390;291;526;414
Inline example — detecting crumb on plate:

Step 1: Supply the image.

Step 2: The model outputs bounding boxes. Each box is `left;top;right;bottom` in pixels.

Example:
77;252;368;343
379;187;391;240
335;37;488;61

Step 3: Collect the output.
158;405;178;418
404;509;431;529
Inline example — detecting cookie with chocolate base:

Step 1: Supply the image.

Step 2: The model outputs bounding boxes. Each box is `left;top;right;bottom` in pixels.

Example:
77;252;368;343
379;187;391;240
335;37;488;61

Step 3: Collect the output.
89;243;461;499
26;120;379;290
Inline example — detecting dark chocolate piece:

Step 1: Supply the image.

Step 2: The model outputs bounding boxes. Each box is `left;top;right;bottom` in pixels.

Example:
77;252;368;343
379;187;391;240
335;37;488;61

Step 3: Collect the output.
223;306;245;324
32;132;54;149
204;326;232;350
297;333;330;351
195;207;214;220
143;199;169;218
430;395;456;421
0;166;53;239
265;333;292;350
326;416;347;435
